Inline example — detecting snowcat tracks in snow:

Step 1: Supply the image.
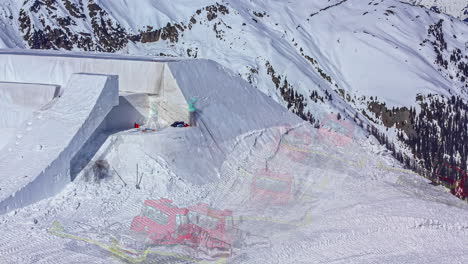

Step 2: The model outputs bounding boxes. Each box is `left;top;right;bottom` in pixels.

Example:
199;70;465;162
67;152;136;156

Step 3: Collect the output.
47;220;230;263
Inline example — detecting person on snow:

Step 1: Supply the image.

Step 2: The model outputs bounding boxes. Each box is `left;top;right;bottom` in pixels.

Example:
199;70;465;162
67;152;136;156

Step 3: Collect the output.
188;98;197;127
147;102;159;130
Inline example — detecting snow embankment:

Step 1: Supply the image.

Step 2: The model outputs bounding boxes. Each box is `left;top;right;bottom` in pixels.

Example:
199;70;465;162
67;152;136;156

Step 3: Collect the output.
0;73;118;214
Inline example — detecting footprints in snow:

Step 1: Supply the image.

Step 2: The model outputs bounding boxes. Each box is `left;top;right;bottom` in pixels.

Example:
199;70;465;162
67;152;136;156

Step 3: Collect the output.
6;114;49;153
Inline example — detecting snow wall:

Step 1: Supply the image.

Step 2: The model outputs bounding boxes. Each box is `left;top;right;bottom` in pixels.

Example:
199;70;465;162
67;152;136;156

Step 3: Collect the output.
0;82;60;110
0;49;189;126
0;73;119;214
0;82;60;151
0;49;164;93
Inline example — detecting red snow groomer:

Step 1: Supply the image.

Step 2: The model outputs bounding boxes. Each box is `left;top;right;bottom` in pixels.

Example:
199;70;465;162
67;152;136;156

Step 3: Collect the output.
250;169;293;205
435;164;468;199
186;203;235;256
131;199;238;257
130;199;192;245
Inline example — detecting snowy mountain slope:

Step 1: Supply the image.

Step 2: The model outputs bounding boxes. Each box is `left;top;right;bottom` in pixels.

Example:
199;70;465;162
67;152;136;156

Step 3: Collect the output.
1;0;465;108
406;0;468;21
0;1;24;48
0;0;464;184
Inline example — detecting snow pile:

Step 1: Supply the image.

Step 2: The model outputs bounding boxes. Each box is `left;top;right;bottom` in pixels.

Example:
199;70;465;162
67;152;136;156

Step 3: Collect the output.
105;60;302;185
0;50;299;214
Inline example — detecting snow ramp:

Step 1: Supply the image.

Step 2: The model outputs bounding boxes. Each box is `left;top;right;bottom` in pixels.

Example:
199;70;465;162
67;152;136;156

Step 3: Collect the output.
0;73;118;214
167;59;298;148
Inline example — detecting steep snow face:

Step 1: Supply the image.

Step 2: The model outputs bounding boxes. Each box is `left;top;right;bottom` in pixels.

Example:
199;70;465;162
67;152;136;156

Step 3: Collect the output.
0;49;176;94
168;59;301;145
406;0;468;21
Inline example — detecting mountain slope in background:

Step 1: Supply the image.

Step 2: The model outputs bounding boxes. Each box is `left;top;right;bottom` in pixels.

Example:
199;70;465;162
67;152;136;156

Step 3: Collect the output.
407;0;468;21
0;0;467;195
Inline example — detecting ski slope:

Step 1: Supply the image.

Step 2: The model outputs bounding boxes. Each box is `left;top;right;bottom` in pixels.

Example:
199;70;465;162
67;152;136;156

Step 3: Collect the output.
0;0;466;110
